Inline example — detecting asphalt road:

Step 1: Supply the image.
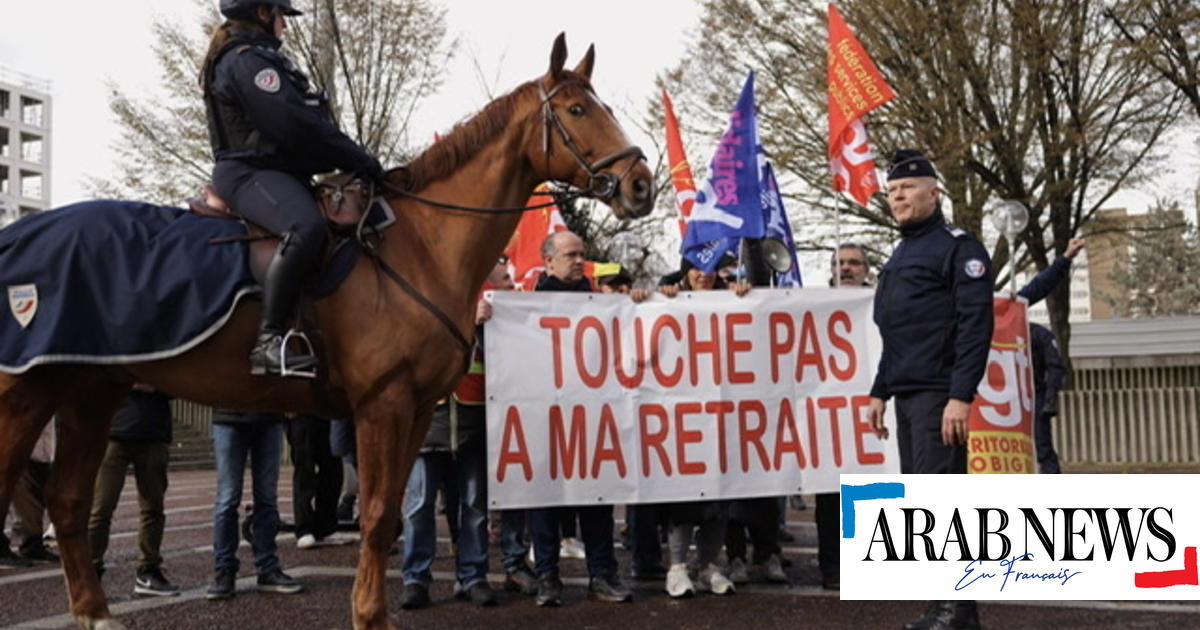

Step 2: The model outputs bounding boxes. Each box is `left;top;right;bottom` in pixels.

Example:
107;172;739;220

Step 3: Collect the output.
2;467;1197;630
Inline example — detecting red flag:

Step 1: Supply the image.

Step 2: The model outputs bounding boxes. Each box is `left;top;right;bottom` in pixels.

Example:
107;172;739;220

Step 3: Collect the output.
662;89;697;237
503;184;567;291
827;3;896;207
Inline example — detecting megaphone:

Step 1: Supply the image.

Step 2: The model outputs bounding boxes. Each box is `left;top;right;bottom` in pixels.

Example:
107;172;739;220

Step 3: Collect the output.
761;237;794;274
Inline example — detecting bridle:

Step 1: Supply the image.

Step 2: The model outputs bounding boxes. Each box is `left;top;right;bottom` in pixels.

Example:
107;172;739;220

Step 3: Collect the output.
538;80;645;201
361;78;647;363
379;79;646;215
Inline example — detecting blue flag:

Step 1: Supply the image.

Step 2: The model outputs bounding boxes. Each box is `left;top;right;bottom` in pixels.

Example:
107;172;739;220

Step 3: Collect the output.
761;162;802;287
681;71;765;271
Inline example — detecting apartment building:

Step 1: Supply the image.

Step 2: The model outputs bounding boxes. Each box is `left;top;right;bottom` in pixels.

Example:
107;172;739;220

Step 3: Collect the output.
0;67;52;227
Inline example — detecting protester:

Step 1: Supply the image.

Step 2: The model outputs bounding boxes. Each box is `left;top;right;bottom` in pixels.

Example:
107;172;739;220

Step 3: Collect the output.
87;388;180;596
200;0;384;377
528;231;633;606
811;241;877;591
597;268;634;294
654;259;748;598
206;410;301;600
400;263;516;610
1016;237;1085;475
287;415;349;549
868;150;993;630
0;420;57;568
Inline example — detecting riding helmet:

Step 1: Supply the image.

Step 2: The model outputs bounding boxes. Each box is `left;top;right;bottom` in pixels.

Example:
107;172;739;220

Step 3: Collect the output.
219;0;303;19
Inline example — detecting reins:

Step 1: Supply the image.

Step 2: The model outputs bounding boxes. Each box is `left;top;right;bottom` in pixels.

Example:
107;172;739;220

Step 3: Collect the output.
358;78;646;360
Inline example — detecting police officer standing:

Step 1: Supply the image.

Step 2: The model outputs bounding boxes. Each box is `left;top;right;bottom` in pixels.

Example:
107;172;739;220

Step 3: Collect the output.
867;150;993;630
200;0;385;378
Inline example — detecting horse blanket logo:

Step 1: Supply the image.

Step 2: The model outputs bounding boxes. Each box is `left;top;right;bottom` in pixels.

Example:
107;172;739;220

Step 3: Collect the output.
8;284;37;328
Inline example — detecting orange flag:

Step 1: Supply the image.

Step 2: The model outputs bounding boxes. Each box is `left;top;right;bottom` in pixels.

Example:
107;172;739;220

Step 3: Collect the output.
827;3;896;206
662;89;697;238
503;184;567;291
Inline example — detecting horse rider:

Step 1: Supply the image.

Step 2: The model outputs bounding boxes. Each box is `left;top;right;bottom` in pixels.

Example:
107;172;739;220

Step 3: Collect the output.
200;0;385;377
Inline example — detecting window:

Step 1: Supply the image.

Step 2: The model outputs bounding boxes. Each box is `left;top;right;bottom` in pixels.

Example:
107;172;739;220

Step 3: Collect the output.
0;127;8;157
20;96;44;127
20;171;42;200
0;165;8;195
20;133;42;163
0;89;9;118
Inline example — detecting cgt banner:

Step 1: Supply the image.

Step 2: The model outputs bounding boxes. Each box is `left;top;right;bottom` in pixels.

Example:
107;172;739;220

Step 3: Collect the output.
484;288;900;509
968;296;1035;474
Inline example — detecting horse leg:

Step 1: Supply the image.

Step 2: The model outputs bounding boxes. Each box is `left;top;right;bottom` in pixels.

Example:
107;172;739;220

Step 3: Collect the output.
350;381;425;630
48;379;129;630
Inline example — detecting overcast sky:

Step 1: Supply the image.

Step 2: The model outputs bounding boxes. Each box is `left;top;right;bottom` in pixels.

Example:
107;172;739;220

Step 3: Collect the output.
2;0;1195;222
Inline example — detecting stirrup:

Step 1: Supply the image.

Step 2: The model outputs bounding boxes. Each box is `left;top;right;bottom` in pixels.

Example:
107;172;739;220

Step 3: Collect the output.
279;329;318;379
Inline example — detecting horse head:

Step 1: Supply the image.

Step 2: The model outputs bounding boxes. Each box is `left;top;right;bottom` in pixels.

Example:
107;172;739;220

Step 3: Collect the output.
530;33;655;219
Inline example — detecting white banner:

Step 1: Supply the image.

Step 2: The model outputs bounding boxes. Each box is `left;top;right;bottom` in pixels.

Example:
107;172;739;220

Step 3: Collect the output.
841;474;1200;600
485;288;900;509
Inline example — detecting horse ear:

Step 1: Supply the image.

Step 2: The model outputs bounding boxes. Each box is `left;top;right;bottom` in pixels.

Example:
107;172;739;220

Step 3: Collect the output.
548;32;568;78
572;44;595;81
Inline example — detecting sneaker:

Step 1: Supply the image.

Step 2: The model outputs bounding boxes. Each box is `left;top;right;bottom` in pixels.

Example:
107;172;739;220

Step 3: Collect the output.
753;554;788;584
535;573;563;607
665;563;694;599
904;600;981;630
205;570;236;600
18;545;59;564
727;557;749;584
789;494;808;511
400;583;430;610
455;581;497;607
134;566;181;597
559;537;586;559
256;569;303;594
296;534;318;549
697;563;735;596
505;565;537;595
588;572;632;603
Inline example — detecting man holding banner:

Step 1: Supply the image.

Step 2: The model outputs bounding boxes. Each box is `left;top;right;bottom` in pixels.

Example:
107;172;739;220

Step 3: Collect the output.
866;150;992;630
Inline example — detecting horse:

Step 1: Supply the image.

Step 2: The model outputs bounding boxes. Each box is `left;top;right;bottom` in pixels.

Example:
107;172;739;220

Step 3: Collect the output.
0;33;653;630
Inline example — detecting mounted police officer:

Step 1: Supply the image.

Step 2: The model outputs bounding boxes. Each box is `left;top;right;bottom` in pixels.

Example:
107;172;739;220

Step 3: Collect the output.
200;0;385;378
866;150;992;630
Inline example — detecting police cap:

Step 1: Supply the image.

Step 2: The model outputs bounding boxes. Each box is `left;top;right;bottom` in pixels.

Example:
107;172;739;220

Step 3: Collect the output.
887;149;938;181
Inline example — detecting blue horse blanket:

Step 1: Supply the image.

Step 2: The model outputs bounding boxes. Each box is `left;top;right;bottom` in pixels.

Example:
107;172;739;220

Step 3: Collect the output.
0;200;259;373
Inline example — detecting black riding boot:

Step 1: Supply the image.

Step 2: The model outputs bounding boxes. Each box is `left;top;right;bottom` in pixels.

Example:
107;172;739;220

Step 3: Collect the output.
250;232;318;377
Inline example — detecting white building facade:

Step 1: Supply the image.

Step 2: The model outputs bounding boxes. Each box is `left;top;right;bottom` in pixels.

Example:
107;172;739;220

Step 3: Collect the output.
0;67;52;227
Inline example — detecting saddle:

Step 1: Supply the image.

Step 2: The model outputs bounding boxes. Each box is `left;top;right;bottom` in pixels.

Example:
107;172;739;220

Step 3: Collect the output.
187;173;378;284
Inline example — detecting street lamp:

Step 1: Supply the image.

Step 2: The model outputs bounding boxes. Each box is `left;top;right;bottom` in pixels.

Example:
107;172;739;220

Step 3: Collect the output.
989;199;1029;293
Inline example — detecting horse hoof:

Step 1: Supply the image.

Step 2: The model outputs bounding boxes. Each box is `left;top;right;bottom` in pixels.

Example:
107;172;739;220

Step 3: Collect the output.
79;617;127;630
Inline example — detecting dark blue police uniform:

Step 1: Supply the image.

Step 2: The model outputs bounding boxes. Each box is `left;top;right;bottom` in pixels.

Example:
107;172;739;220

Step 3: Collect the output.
202;21;382;376
871;210;994;474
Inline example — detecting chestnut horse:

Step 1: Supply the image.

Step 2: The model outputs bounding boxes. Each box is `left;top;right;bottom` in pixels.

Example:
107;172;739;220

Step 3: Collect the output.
0;34;652;630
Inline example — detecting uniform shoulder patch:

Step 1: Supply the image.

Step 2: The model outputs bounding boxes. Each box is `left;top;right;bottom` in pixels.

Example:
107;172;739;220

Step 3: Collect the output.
944;224;968;238
254;68;281;93
963;258;987;279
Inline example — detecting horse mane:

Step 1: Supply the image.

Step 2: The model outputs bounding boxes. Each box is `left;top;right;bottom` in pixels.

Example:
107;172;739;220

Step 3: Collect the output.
403;80;539;192
401;72;593;192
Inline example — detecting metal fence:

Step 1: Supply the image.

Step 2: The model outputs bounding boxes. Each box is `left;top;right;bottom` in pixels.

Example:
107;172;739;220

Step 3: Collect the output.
1055;385;1200;464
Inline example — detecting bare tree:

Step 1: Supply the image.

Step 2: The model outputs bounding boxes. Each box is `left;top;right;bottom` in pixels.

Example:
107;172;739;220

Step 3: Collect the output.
660;0;1185;359
91;0;452;204
1106;0;1200;118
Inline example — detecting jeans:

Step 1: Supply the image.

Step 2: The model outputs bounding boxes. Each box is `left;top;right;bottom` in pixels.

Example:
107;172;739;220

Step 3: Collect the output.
212;421;284;574
530;505;615;578
499;509;530;574
402;439;489;588
88;440;169;569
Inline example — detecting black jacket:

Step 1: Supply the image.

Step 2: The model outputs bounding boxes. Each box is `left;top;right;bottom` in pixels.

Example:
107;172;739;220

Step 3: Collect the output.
1018;256;1072;307
204;31;380;178
871;211;995;402
110;391;173;443
1030;323;1066;417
